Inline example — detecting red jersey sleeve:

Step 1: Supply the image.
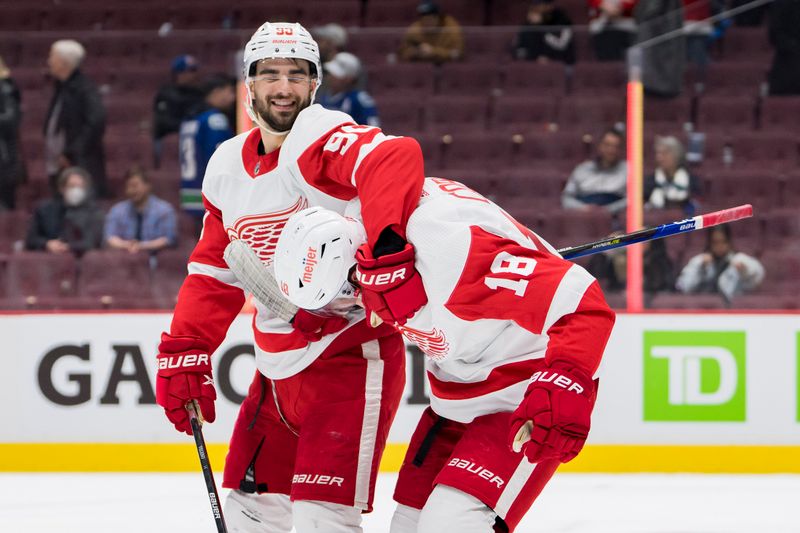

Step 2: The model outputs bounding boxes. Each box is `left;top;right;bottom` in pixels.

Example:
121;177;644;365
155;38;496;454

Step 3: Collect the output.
169;196;245;354
445;226;615;376
296;124;425;247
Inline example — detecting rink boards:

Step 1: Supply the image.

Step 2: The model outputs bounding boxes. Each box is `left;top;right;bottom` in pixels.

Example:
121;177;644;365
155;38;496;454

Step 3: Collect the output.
1;311;799;473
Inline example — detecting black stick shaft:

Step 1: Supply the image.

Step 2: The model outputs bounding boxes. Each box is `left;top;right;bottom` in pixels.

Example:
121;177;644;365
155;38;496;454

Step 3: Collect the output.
188;404;228;533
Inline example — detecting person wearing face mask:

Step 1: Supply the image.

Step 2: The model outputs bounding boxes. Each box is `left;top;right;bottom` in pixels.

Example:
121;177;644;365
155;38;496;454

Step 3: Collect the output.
25;166;104;255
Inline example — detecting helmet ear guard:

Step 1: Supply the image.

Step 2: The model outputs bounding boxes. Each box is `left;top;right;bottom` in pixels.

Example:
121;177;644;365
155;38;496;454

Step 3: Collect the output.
274;207;367;311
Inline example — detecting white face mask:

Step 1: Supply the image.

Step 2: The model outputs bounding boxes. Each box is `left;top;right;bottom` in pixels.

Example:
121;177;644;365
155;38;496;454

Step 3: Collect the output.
64;186;87;207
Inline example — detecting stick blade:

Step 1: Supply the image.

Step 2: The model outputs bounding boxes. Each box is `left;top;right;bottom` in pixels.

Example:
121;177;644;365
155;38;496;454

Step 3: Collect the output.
223;240;298;322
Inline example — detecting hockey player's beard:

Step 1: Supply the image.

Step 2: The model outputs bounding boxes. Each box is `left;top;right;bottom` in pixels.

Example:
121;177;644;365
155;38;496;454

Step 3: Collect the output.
255;93;312;133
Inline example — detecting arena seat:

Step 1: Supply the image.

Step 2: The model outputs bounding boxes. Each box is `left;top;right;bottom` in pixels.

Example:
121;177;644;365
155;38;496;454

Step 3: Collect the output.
436;62;501;96
491;95;558;134
375;95;426;135
697;96;757;131
5;252;78;299
759;96;800;132
368;63;436;97
427;95;492;134
78;250;153;301
499;61;567;96
569;63;627;95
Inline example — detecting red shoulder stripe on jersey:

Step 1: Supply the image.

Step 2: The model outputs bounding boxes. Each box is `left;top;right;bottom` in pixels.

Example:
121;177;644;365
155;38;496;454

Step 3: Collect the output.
428;358;546;401
445;225;571;334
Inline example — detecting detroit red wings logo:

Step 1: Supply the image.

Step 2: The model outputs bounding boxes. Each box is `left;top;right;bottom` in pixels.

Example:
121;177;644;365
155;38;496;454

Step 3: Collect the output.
226;197;308;264
399;326;450;360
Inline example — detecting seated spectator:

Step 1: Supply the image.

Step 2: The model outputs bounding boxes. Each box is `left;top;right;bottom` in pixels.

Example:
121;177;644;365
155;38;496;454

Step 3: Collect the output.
179;74;236;224
562;128;627;213
399;1;464;63
676;225;764;301
153;55;204;143
644;136;701;215
587;237;675;295
0;54;23;210
25;166;104;255
767;0;800;95
104;166;177;254
588;0;638;61
514;0;576;65
319;53;380;127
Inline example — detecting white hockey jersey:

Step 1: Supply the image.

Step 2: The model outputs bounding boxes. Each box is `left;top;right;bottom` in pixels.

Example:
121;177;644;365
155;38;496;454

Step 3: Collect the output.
400;178;616;423
169;104;424;379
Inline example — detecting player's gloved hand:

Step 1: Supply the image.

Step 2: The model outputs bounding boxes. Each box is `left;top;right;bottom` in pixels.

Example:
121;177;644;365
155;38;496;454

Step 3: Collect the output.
509;362;598;464
355;243;427;326
156;333;216;435
291;309;349;342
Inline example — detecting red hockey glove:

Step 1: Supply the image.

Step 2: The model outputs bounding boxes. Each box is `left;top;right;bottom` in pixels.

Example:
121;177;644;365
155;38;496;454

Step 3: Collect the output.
291;309;349;342
509;362;598;464
355;243;427;325
156;333;216;435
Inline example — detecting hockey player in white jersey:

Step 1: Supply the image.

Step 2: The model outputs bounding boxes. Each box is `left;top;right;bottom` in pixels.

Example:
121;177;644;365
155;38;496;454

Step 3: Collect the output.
273;177;616;532
154;22;429;532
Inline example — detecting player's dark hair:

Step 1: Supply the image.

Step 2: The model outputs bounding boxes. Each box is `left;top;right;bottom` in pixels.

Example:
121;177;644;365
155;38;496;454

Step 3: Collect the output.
124;164;150;184
705;224;733;251
203;73;236;96
57;166;92;189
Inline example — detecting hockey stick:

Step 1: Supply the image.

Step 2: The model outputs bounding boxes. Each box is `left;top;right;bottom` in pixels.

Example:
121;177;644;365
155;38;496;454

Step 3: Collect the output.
187;402;228;533
223;239;299;322
556;204;754;260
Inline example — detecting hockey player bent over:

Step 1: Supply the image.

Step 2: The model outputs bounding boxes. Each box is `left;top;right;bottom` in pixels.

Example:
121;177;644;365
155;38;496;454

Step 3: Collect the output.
273;177;616;532
154;22;428;532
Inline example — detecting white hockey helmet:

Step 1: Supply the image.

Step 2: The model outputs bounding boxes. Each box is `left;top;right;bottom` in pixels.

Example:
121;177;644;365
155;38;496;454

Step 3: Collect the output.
274;206;367;311
242;22;322;130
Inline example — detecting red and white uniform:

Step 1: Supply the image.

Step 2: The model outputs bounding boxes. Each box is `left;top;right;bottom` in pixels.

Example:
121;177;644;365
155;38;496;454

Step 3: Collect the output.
169;104;423;512
392;178;615;532
171;103;423;374
402;177;612;422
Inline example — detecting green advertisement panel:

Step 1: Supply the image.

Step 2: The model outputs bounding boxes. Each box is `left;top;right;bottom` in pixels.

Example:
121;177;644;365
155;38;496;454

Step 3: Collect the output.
644;331;746;422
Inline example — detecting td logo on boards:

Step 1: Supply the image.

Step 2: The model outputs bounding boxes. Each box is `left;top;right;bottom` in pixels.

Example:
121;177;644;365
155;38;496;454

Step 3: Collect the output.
643;331;746;422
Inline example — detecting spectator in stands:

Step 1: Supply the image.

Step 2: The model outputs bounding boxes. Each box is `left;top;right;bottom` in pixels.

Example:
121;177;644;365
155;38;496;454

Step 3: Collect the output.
587;237;675;295
179;74;235;225
313;23;368;99
635;0;685;97
587;0;638;61
513;0;576;65
562;128;627;214
313;23;348;63
153;55;204;144
767;0;800;95
676;225;764;301
682;0;713;69
25;166;104;255
0;55;24;211
644;136;701;215
399;1;464;63
44;40;108;197
319;52;380;127
105;166;177;254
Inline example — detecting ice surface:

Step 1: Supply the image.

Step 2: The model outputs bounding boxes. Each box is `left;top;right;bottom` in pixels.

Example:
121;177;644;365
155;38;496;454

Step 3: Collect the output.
1;472;797;532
